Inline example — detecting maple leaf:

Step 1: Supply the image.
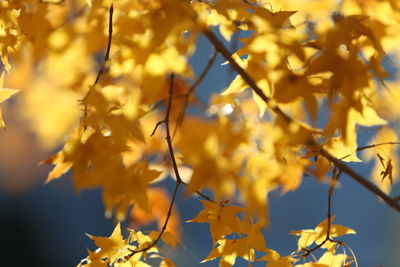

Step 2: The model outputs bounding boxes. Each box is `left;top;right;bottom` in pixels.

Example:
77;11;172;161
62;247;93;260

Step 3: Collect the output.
294;248;350;267
222;58;271;117
363;127;399;193
201;223;269;266
0;74;19;128
189;200;246;243
177;117;248;199
290;216;356;251
0;1;20;71
201;238;253;267
82;224;161;266
259;248;296;267
86;223;128;264
129;187;182;241
249;5;297;29
160;257;176;267
369;53;391;86
377;153;393;184
41;151;73;183
8;0;400;265
272;71;323;107
323;137;362;162
325;98;386;153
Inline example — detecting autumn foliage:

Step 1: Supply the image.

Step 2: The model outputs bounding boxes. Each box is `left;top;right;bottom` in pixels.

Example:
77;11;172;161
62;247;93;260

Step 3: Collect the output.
2;0;400;266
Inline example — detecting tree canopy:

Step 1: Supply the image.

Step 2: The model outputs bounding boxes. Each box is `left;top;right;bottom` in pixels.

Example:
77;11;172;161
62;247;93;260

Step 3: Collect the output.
1;0;400;266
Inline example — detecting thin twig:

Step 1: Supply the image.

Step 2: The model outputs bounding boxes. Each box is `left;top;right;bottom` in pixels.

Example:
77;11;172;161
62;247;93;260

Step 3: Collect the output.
340;141;400;160
125;181;180;258
342;242;359;267
319;148;400;212
124;73;183;261
203;28;400;212
173;49;217;136
181;180;215;202
187;49;218;96
164;74;184;184
356;141;400;152
80;3;114;121
150;74;215;202
302;166;343;258
203;28;293;124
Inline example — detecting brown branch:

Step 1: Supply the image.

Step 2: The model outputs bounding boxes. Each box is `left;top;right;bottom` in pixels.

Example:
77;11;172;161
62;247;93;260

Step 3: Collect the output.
302;167;343;258
203;28;293;124
187;49;218;96
339;141;400;161
203;28;400;212
356;141;400;152
181;180;215;203
124;72;214;262
319;148;400;211
164;74;183;184
125;181;181;258
150;74;215;202
80;3;114;121
173;49;217;136
123;74;182;261
123;70;215;263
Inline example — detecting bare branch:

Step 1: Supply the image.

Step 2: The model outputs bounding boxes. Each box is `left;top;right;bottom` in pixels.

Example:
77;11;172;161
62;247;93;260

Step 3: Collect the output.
181;180;215;203
339;141;400;161
319;148;400;211
203;28;293;124
123;73;182;261
356;141;400;152
302;166;343;258
164;74;184;184
125;181;180;258
174;49;217;136
80;3;114;121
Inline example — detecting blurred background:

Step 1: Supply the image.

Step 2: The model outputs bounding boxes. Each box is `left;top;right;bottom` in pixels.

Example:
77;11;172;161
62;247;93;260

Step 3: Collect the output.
1;33;399;267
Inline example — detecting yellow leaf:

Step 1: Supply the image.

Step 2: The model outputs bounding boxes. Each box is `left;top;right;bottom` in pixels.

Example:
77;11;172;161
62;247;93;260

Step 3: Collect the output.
160;258;176;267
129;188;182;242
0;88;19;103
259;248;296;267
323;137;361;162
41;151;73;183
317;250;348;267
291;216;356;251
86;223;127;263
0;74;19;128
201;238;254;267
188;200;245;243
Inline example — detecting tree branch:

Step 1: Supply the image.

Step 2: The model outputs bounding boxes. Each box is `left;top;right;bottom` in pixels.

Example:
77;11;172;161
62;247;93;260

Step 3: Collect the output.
356;141;400;152
202;28;400;212
318;149;400;211
339;141;400;161
302;167;343;258
80;3;114;121
124;73;214;262
174;48;217;136
124;74;182;261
